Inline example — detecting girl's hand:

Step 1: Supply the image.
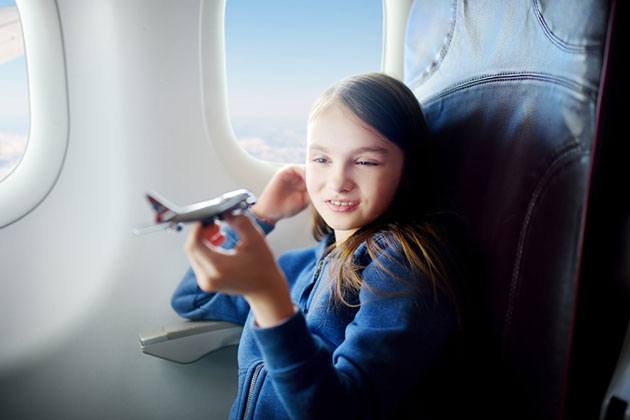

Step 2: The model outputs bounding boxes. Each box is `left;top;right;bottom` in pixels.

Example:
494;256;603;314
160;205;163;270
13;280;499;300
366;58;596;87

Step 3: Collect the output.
251;164;310;225
184;214;295;327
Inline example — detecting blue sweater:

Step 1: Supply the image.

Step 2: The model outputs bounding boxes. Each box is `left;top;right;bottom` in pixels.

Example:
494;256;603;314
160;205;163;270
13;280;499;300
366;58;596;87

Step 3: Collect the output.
171;220;458;420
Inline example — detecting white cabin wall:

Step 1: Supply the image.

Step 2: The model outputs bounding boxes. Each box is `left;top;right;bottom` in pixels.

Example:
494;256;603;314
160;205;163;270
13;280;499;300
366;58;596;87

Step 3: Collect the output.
0;0;244;418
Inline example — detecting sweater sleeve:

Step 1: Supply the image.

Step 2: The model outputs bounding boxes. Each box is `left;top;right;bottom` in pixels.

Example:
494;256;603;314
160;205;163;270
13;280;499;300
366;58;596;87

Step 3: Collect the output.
170;215;275;324
251;246;458;419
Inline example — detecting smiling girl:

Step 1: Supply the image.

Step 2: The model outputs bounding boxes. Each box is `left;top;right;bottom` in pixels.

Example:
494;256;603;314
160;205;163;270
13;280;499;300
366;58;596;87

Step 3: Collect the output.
171;73;461;419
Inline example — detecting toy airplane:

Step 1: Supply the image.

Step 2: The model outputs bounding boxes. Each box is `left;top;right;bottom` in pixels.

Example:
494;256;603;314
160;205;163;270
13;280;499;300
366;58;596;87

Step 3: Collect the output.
133;188;256;235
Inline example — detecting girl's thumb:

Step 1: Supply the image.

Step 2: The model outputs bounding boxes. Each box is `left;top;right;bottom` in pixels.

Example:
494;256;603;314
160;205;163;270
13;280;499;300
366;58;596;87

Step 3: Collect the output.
224;213;260;243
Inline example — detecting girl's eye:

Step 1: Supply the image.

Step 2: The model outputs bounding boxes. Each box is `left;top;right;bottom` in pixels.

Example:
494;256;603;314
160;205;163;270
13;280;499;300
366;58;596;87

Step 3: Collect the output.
312;157;328;164
356;160;379;166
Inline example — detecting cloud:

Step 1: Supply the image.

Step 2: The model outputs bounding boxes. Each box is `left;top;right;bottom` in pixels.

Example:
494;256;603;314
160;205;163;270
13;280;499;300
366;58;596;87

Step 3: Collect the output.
0;131;27;180
237;136;305;164
232;120;307;164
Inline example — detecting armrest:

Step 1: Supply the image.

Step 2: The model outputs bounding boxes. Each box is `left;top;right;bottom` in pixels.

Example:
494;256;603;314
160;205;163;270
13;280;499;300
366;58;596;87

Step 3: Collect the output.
138;321;243;364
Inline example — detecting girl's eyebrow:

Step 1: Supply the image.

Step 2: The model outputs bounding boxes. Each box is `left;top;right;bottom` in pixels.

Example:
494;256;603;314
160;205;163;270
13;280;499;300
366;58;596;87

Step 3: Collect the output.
308;144;389;155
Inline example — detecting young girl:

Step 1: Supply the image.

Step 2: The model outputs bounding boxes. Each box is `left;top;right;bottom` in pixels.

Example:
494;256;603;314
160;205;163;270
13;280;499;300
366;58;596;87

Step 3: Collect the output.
171;73;460;419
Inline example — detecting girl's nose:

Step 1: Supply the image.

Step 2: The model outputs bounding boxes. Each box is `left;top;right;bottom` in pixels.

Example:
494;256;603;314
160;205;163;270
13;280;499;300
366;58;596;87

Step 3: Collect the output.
328;164;355;192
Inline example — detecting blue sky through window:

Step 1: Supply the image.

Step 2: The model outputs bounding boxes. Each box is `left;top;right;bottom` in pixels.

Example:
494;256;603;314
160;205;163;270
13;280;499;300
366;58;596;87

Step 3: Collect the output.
226;0;382;164
0;0;29;181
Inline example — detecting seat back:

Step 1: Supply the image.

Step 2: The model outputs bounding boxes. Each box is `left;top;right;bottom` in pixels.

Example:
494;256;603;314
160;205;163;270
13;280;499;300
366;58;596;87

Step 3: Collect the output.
404;1;614;418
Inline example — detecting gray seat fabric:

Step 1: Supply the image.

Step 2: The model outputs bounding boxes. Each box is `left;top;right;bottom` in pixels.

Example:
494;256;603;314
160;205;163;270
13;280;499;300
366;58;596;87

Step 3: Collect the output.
404;1;614;418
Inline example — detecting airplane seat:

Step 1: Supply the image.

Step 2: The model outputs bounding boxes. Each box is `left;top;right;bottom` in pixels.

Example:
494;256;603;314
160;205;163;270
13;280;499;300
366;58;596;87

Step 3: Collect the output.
403;0;620;418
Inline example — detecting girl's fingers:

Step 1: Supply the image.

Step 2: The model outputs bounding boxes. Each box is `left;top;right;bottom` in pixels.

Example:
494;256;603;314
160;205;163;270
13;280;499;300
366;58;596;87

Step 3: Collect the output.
185;222;239;293
285;165;306;185
293;164;306;178
223;213;261;246
189;234;233;286
185;223;205;254
186;222;225;260
186;222;225;251
189;251;209;284
189;249;222;292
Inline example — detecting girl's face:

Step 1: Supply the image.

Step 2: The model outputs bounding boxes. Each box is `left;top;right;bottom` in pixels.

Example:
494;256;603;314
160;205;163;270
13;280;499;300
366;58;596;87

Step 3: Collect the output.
305;104;404;245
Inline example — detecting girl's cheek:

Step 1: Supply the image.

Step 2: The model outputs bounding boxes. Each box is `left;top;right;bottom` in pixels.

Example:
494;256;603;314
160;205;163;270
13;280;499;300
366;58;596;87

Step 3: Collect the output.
304;169;318;192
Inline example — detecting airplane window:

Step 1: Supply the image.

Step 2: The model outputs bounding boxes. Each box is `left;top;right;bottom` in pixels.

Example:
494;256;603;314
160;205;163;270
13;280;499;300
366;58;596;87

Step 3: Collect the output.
225;0;383;164
0;0;29;183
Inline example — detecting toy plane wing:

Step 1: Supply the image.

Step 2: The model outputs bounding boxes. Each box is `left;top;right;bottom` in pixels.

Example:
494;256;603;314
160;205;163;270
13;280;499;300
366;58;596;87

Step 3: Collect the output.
133;189;256;235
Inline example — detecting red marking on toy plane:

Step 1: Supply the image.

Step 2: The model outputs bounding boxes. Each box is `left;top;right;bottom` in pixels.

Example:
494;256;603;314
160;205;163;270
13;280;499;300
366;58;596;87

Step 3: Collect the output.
146;194;171;223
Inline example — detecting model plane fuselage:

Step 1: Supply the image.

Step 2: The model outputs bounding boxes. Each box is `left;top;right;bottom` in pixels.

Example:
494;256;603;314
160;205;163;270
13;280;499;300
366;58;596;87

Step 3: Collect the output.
133;189;256;235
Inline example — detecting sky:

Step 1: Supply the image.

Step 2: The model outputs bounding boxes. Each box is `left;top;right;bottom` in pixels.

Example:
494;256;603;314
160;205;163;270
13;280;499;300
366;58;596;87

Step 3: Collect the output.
0;0;382;179
0;55;28;133
0;1;29;181
225;0;382;163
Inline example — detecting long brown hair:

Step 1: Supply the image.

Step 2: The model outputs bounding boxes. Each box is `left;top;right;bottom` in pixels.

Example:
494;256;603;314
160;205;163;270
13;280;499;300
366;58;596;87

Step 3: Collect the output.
308;73;460;320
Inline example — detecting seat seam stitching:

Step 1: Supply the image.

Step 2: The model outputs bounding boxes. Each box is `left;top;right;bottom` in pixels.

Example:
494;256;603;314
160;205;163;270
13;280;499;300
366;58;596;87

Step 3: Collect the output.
531;0;601;53
502;145;586;353
422;71;598;106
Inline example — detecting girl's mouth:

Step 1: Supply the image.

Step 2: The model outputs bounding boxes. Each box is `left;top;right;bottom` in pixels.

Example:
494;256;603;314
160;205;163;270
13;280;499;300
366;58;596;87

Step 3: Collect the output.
325;200;359;213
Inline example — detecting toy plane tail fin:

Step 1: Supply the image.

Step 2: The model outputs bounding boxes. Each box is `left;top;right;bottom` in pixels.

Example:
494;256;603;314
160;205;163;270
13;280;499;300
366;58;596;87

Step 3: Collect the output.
145;193;178;223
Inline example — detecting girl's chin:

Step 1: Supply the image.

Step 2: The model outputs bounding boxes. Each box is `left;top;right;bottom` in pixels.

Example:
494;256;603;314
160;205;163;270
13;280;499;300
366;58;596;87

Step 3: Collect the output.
321;216;363;232
315;206;376;231
322;214;384;233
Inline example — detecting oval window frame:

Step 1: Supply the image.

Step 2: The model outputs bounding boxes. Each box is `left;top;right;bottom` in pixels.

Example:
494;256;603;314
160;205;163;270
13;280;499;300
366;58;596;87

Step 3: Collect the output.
0;0;69;228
